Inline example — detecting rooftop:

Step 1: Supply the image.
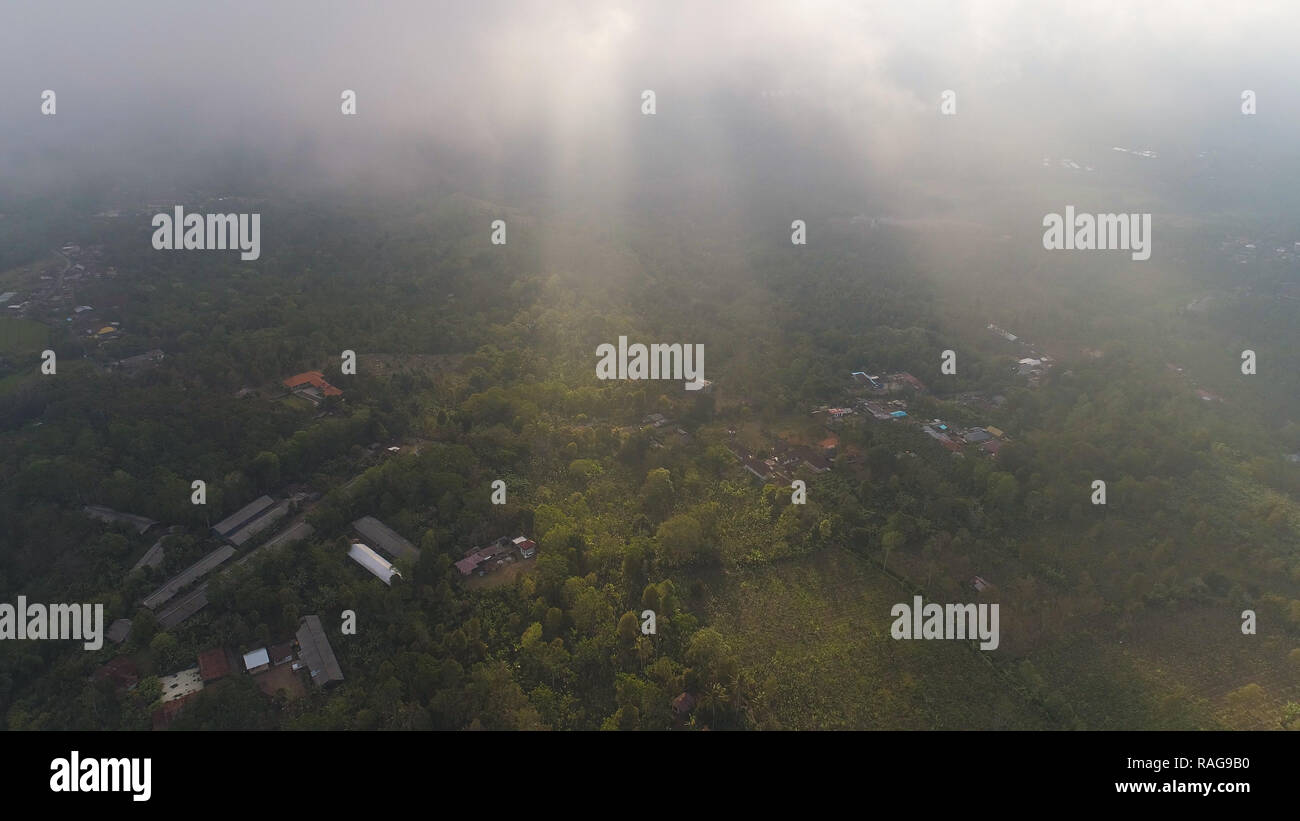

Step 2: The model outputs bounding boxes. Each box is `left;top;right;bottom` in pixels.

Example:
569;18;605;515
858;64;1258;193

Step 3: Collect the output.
283;370;342;396
197;648;232;681
243;647;271;671
296;615;344;687
352;516;419;563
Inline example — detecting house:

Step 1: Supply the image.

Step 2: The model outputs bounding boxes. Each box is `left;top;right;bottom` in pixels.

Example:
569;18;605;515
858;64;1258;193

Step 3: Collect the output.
962;428;992;444
455;536;523;576
106;618;132;644
296;615;344;687
347;542;402;586
243;648;271;674
268;642;295;666
282;370;342;397
826;407;854;421
93;657;139;691
352;516;420;563
979;439;1004;457
972;576;993;593
789;446;831;473
1017;358;1045;377
985;426;1005;439
197;648;233;682
513;537;537;559
862;401;893;420
889;410;908;419
160;667;204;701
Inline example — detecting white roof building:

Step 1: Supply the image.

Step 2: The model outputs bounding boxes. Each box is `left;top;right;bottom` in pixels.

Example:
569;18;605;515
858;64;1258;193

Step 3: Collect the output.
348;543;401;586
159;667;204;702
242;647;270;671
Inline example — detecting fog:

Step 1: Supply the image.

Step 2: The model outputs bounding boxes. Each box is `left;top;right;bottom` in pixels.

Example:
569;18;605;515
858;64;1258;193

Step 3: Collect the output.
2;1;1298;218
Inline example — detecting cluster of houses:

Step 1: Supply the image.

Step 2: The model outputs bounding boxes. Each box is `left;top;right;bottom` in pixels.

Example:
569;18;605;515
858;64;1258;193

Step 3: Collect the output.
455;535;538;577
857;390;1010;459
1219;235;1300;268
1015;356;1054;386
725;435;833;484
850;371;927;394
4;243;117;326
92;614;342;730
985;323;1057;387
918;421;1008;457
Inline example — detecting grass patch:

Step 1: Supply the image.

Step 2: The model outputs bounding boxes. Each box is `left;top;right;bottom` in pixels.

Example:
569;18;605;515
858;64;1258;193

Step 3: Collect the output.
0;317;49;355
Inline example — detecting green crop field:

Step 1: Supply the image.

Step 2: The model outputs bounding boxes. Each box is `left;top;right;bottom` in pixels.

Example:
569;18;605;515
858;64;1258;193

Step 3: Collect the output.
0;317;49;355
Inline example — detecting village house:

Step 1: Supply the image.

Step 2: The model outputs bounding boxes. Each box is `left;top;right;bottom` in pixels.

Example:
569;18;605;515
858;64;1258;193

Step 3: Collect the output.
93;657;139;692
455;534;538;576
268;642;295;667
243;648;271;675
197;648;234;682
282;370;343;404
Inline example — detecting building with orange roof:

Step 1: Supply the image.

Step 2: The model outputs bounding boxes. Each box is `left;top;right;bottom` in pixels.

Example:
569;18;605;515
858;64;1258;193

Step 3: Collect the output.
283;370;342;398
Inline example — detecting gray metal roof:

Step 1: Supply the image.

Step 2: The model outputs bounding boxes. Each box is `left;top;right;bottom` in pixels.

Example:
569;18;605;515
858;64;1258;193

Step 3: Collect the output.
226;501;290;546
211;495;276;538
351;516;419;562
83;505;159;535
296;615;343;686
155;585;210;630
142;546;236;609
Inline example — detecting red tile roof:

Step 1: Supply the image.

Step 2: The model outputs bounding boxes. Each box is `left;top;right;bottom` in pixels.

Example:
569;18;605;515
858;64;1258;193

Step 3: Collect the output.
94;656;139;690
283;370;342;396
151;691;200;731
197;648;231;681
